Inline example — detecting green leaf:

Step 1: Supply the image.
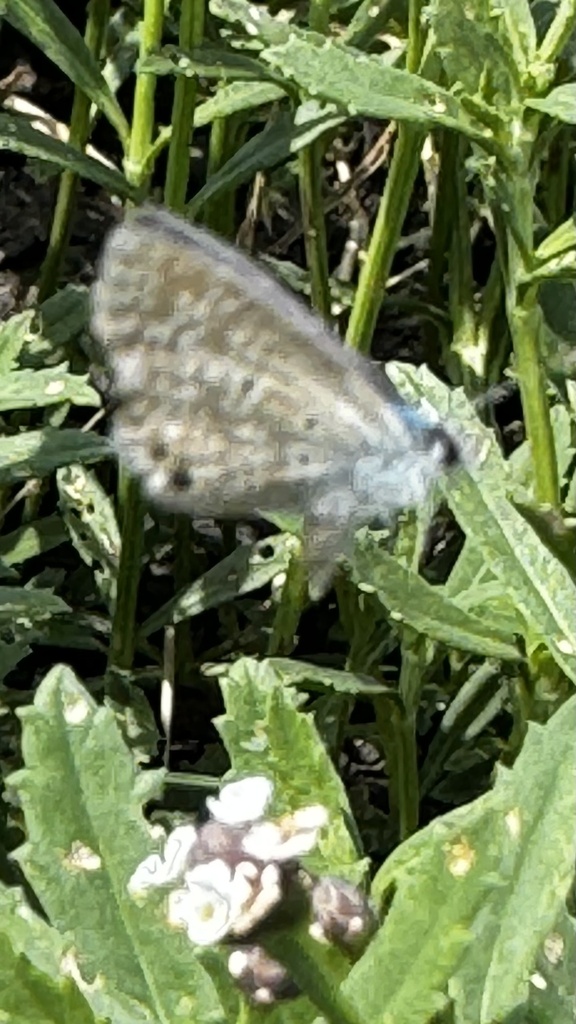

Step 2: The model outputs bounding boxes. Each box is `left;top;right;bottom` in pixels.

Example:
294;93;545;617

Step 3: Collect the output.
210;0;300;45
0;586;70;623
187;107;343;215
0;516;69;567
56;464;121;611
8;664;229;1024
351;533;521;661
259;36;500;142
140;533;293;637
388;363;576;683
215;657;365;884
500;0;537;68
525;83;576;122
348;695;576;1024
0;931;98;1024
4;0;129;145
0;311;34;372
265;657;398;698
0;366;100;412
0;428;112;485
533;216;576;264
425;0;523;102
195;80;286;126
0;640;31;681
0;113;134;197
143;43;283;83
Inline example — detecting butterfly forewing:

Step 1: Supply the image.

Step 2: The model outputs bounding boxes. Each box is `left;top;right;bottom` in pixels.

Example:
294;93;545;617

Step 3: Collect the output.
91;205;457;575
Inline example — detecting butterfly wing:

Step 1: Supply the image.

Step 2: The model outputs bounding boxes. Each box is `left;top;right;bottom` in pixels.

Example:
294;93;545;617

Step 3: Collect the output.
91;205;456;535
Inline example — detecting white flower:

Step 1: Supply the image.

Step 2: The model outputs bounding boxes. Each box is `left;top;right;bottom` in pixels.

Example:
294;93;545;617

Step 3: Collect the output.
242;805;328;862
167;859;250;945
166;858;283;946
206;776;273;826
127;824;198;895
231;862;283;936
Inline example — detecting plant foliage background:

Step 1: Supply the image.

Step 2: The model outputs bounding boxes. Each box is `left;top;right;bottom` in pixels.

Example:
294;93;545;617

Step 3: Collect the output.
0;0;575;1022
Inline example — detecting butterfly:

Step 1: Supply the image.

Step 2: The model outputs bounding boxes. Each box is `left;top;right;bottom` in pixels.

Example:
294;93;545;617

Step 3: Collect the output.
91;205;459;596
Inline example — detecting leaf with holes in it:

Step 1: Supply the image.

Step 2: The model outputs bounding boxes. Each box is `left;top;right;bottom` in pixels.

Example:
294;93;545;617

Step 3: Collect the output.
8;664;231;1024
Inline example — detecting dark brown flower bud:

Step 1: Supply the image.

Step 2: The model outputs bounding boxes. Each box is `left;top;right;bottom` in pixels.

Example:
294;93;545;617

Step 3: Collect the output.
227;945;300;1004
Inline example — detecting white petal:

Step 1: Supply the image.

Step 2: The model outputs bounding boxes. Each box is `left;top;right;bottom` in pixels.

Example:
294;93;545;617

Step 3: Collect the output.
162;824;198;879
242;805;328;862
167;884;232;946
127;853;167;894
231;863;283;936
291;805;329;830
206;776;273;826
185;858;234;891
185;859;253;921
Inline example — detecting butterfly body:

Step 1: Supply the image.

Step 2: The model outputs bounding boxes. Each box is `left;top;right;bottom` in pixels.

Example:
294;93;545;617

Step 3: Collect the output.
92;205;458;592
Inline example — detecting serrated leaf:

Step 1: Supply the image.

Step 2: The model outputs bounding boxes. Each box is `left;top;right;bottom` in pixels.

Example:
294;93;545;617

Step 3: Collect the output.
215;657;365;883
0;366;100;412
140;533;293;637
210;0;297;45
8;664;229;1024
346;695;576;1024
426;0;522;101
259;36;498;143
0;428;112;484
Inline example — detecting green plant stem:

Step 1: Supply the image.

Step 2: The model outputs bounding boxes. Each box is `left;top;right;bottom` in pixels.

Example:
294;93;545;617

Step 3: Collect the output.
478;255;508;388
396;634;430;839
538;0;576;66
164;0;205;212
541;127;571;228
309;0;330;33
298;141;331;320
345;126;424;353
108;0;163;674
493;168;559;506
37;0;110;301
108;469;145;671
347;0;425;352
124;0;164;189
202;113;245;237
164;0;205;689
425;129;458;371
447;136;478;388
297;0;331;321
262;923;364;1024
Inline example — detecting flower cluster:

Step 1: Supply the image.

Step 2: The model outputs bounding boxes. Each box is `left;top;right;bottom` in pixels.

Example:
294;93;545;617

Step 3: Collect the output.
128;775;374;1003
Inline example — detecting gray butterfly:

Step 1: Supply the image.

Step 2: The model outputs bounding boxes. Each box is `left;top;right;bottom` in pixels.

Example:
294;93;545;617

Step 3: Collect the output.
91;205;458;595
